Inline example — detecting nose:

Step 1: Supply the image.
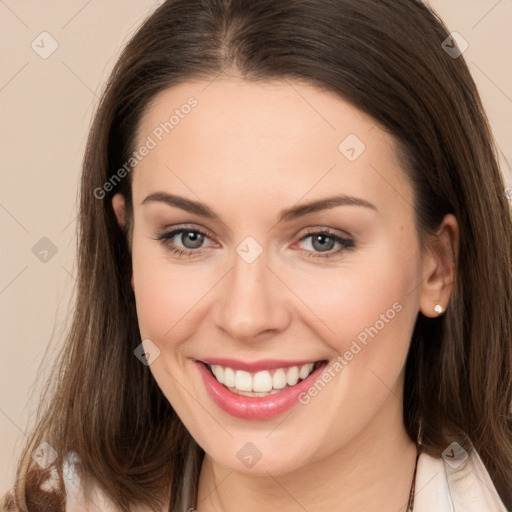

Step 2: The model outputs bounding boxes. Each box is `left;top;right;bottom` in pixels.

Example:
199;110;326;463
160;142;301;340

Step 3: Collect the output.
214;248;291;342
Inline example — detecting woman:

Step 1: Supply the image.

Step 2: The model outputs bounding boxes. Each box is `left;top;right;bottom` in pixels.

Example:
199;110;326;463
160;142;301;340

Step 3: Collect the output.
3;0;511;510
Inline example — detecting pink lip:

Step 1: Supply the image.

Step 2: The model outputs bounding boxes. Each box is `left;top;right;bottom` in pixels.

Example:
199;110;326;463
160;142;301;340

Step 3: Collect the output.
196;360;328;420
200;358;319;372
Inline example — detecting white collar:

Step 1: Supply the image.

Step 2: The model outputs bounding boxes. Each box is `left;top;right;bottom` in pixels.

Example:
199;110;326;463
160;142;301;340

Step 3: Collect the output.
414;449;507;511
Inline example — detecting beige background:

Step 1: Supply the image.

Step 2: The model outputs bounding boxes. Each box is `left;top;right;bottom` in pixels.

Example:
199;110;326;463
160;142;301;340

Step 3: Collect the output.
1;0;511;494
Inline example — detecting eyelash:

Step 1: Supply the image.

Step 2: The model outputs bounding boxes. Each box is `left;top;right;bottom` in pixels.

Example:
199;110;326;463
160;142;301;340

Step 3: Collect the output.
156;226;355;259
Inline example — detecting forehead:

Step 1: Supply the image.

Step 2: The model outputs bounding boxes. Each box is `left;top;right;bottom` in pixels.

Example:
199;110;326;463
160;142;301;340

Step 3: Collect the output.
131;77;412;216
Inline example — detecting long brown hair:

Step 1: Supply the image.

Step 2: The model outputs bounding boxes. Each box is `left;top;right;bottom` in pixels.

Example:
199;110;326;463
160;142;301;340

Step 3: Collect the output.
5;0;512;510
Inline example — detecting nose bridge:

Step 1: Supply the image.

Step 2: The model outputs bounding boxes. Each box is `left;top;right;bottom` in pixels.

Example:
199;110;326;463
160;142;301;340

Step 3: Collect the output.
215;243;289;340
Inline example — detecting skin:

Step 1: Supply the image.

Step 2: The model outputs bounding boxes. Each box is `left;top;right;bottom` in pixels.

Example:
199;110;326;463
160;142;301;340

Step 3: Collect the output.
112;76;458;512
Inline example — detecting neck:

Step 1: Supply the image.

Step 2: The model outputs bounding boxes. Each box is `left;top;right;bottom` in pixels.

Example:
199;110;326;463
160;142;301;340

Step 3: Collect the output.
196;392;418;512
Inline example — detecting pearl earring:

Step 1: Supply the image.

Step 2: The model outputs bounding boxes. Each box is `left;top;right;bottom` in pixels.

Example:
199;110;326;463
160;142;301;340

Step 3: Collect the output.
434;304;444;315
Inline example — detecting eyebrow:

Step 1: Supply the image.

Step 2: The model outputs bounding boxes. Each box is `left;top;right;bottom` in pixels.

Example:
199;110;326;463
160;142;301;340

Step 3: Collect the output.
142;192;377;222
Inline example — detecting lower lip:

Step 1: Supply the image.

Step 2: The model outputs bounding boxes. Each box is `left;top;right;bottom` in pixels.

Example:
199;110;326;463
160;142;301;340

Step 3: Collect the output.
196;360;328;420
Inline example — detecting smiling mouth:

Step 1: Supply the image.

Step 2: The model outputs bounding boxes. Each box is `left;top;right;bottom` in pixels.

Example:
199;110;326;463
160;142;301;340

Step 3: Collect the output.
204;360;326;397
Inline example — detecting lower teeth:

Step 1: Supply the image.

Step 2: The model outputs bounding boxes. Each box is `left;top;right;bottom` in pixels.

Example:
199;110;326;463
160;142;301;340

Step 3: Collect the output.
227;387;284;397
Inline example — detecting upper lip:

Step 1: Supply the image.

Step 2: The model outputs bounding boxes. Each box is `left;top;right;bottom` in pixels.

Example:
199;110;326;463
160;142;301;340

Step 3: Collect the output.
198;357;324;372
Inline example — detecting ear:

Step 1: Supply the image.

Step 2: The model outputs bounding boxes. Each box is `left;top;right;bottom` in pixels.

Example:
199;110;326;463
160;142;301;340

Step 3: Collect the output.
112;193;127;229
418;213;459;318
112;193;134;290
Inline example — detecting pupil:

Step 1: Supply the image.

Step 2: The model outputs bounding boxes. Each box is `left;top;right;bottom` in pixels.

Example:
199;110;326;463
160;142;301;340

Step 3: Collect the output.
182;231;204;249
313;234;334;252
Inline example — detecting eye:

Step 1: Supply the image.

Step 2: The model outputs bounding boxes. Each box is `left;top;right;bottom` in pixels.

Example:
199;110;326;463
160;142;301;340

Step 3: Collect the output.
297;229;355;258
156;226;215;257
155;226;355;259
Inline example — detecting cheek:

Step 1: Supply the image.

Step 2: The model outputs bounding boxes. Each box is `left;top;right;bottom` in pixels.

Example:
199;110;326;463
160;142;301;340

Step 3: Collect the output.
284;238;420;358
131;237;221;347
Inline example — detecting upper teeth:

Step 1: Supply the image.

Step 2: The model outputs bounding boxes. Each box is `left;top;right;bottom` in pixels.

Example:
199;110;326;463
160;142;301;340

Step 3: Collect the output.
208;363;316;394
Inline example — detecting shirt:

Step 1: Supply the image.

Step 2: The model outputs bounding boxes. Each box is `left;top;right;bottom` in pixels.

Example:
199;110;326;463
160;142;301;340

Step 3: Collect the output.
4;448;508;511
414;449;508;511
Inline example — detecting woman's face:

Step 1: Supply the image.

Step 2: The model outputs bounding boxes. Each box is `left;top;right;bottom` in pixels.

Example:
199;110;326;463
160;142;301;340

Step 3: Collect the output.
122;77;446;475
